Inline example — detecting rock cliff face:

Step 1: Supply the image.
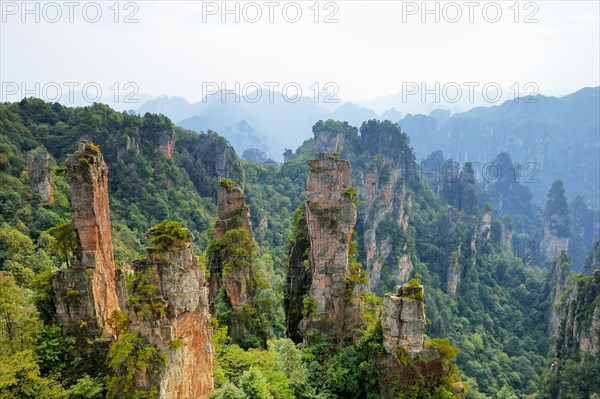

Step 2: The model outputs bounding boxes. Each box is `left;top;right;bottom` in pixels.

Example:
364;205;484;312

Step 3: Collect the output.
116;135;139;160
502;228;513;252
382;281;426;357
381;279;467;399
213;181;252;240
284;206;310;343
314;129;345;153
302;153;361;334
540;223;570;263
358;165;413;292
125;227;214;399
480;212;492;240
52;141;119;336
552;268;599;362
208;180;264;347
548;250;573;335
27;148;54;203
158;129;176;160
180;132;244;197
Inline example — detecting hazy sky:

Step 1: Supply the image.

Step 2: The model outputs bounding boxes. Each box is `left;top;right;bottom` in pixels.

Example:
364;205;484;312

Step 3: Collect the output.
1;0;599;105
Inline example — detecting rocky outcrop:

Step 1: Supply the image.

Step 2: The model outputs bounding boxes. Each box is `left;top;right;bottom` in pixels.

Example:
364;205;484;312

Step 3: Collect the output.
213;180;252;240
314;129;345;153
548;250;573;335
446;250;461;297
158;129;176;160
541;180;571;263
255;212;269;241
381;280;467;399
116;135;139;160
382;281;426;357
207;180;264;347
284;206;310;343
540;224;570;263
180;132;244;197
480;212;492;240
27;148;54;203
552;268;599;361
52;141;119;336
302;153;361;334
502;228;513;252
125;226;214;399
358;165;413;292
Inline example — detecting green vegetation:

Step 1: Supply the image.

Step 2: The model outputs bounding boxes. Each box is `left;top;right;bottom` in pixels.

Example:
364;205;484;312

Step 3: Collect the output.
147;219;191;252
0;99;597;399
106;332;166;399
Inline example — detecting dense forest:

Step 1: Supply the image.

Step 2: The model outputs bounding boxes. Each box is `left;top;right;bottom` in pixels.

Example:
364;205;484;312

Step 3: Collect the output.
0;99;598;399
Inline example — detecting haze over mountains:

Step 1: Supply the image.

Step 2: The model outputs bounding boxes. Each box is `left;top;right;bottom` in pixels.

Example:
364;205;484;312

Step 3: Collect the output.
135;86;600;206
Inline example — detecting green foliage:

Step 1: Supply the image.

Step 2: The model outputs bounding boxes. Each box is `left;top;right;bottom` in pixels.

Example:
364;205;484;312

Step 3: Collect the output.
220;178;236;191
0;350;66;398
106;310;131;339
105;332;166;399
34;324;76;376
213;339;304;399
147;219;191;252
302;297;317;316
68;375;104;399
168;339;186;350
44;221;78;268
124;272;165;319
544;180;571;238
0;272;41;355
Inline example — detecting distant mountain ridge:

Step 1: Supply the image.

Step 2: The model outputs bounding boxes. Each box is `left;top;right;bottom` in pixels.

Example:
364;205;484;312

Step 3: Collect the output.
136;87;599;207
401;87;600;205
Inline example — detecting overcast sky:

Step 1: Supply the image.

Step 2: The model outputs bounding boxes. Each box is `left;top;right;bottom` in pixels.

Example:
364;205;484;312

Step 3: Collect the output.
1;0;599;105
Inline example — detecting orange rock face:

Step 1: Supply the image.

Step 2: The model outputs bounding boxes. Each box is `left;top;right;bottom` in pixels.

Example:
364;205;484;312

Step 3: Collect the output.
52;141;119;337
127;235;214;399
303;154;361;332
158;129;176;160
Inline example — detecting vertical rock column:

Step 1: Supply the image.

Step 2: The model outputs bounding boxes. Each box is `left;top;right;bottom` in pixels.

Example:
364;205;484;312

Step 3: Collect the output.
126;227;214;399
208;179;265;347
382;281;426;359
302;153;360;333
52;141;119;336
208;180;254;314
27;148;54;203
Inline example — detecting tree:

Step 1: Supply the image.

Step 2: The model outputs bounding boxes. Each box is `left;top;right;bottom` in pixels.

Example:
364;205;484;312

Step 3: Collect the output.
44;221;78;267
544;180;570;238
0;272;41;355
239;368;273;399
0;350;66;398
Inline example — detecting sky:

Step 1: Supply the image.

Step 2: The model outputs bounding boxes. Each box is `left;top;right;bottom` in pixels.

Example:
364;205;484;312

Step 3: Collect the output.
1;0;599;106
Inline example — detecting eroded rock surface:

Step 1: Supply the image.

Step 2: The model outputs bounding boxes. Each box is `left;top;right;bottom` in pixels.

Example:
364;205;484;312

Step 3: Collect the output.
302;153;361;332
27;148;54;202
52;141;119;336
382;281;426;356
126;228;214;399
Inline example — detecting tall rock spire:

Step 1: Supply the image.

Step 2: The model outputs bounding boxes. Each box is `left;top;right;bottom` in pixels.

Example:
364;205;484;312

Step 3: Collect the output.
301;153;362;336
122;222;214;398
207;179;267;348
52;141;119;336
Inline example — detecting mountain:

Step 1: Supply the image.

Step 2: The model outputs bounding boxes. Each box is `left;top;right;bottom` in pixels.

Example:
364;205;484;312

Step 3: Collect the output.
0;99;598;399
401;87;600;207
